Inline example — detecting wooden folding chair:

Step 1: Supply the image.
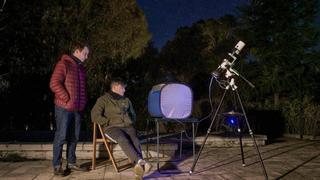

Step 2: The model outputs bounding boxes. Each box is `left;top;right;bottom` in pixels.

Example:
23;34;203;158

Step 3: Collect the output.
91;122;131;172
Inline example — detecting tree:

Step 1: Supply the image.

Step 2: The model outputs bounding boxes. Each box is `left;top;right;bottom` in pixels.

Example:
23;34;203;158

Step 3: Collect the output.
159;16;245;128
40;0;151;132
122;42;161;129
238;0;320;108
0;0;151;133
41;0;151;95
238;0;320;136
84;0;151;101
0;0;53;130
160;15;238;83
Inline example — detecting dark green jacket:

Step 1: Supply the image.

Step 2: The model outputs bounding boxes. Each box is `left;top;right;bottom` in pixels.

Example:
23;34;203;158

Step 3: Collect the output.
91;91;136;131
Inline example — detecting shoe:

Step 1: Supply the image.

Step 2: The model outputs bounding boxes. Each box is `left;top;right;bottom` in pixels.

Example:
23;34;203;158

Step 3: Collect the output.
135;174;143;180
144;162;152;174
67;163;88;172
133;162;144;179
53;166;65;176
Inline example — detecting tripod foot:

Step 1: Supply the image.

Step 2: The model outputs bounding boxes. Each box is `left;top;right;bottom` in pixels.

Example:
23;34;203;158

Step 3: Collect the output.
242;164;246;167
189;170;193;175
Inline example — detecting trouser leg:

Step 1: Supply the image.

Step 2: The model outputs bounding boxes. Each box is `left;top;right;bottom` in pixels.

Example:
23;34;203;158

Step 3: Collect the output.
124;126;143;158
52;106;69;168
106;127;142;164
66;111;81;165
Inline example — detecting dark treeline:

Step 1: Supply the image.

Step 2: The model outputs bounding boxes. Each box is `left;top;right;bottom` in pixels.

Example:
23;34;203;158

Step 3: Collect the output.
0;0;319;139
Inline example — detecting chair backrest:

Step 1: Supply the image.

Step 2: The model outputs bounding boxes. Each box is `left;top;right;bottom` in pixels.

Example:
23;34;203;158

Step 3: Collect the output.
148;83;193;119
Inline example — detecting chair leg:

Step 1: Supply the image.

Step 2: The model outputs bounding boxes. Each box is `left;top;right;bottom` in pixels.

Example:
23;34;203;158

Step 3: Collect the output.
98;125;120;172
93;124;133;172
146;119;150;160
92;123;97;170
103;140;119;172
180;131;183;159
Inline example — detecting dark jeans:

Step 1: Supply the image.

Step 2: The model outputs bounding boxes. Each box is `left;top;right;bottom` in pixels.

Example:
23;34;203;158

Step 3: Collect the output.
106;126;142;164
52;106;81;168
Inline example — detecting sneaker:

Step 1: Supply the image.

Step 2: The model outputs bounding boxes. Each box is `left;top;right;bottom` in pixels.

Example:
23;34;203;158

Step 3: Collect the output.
144;162;153;174
135;174;143;180
66;163;88;172
133;162;144;179
53;166;65;176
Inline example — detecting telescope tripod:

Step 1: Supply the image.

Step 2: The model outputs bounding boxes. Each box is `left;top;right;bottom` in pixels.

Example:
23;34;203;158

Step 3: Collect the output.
189;85;268;180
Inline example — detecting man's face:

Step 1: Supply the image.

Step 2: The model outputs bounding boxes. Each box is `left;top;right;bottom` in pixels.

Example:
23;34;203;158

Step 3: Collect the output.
114;84;126;96
74;46;89;62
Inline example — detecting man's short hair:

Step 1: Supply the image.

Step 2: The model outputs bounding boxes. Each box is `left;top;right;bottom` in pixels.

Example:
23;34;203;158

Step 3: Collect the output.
70;41;88;54
110;78;127;89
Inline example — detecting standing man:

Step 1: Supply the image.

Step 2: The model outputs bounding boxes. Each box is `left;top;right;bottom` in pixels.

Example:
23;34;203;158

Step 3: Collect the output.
50;42;89;176
91;78;152;180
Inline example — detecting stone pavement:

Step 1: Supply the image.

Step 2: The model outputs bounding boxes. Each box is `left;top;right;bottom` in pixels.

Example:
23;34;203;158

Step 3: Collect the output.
0;137;319;180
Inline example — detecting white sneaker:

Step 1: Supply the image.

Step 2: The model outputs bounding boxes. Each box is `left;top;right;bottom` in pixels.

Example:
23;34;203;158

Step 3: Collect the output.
144;162;153;174
135;174;143;180
134;160;144;179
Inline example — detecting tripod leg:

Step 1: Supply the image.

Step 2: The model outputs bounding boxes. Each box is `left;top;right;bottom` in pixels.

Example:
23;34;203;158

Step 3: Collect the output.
237;121;245;166
146;119;150;159
156;118;160;172
192;122;195;162
189;89;228;174
235;89;268;179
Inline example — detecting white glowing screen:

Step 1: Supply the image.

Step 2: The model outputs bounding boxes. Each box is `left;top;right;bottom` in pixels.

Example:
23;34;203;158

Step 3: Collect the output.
148;83;192;119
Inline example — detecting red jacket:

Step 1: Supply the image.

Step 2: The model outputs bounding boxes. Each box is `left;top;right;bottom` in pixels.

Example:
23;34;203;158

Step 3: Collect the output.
50;55;87;112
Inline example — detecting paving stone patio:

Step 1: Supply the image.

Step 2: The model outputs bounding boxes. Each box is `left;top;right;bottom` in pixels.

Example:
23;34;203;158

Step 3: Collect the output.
0;137;319;180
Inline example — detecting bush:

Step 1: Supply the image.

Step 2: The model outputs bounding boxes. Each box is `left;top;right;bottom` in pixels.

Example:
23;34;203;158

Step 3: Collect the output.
0;152;30;162
281;96;320;135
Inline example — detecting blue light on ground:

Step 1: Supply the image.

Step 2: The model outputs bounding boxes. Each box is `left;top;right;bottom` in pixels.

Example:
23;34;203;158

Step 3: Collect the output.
226;116;237;126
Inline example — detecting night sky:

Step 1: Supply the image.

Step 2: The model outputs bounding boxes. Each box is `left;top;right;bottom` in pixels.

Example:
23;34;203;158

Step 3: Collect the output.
137;0;320;49
137;0;248;48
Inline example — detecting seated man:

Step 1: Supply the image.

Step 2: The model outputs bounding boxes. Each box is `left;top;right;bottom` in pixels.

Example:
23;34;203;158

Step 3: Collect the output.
91;78;152;179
